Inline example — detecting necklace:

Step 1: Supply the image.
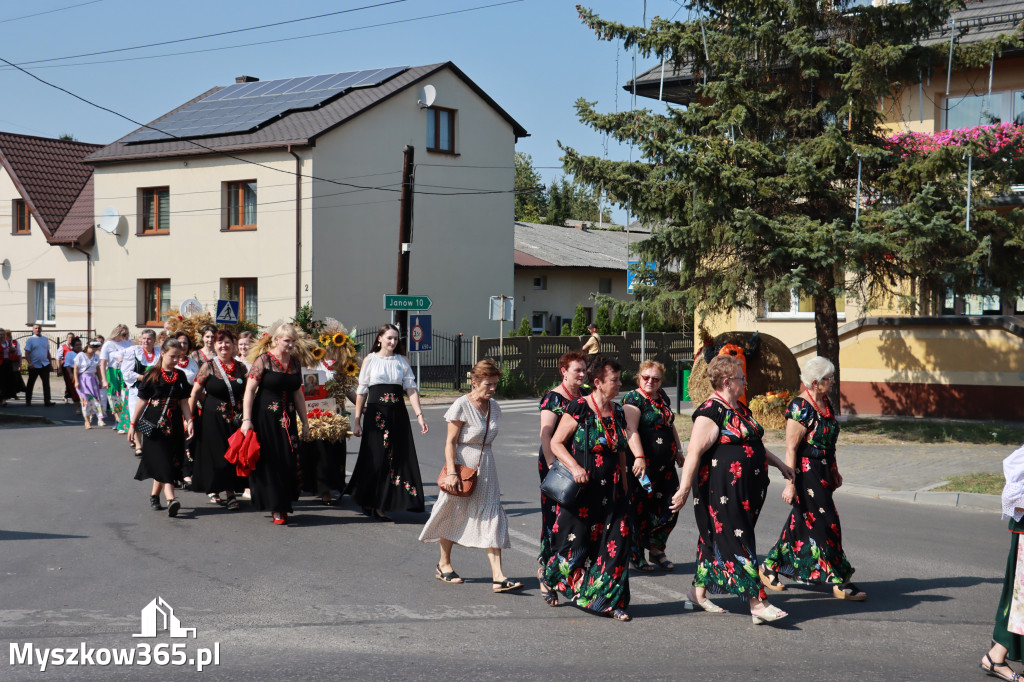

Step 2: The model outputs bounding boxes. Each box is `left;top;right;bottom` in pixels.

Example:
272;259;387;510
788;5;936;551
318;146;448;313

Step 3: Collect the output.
160;367;178;384
639;387;672;423
713;391;757;434
560;381;581;400
217;357;237;376
588;394;619;451
142;347;155;363
804;392;833;419
177;357;189;368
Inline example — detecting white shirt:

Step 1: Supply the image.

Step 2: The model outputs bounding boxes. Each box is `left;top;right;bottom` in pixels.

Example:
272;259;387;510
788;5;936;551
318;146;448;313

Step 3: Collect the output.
356;353;417;395
176;357;200;384
74;353;101;377
99;339;132;365
23;335;50;368
121;345;161;387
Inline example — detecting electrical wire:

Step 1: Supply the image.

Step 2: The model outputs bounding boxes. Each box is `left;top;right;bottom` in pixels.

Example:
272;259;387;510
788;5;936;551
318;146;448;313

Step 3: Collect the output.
0;0;103;25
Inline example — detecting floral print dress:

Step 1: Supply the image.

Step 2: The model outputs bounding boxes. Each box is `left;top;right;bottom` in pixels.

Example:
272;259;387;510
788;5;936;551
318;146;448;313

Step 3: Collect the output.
691;398;769;599
248;353;302;514
537;387;589;567
191;359;247;495
544;397;631;615
621;388;680;567
763;396;855;586
133;369;191;484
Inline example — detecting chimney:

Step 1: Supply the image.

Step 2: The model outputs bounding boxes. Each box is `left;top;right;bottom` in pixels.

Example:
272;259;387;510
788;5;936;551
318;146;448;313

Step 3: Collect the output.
236;75;259;84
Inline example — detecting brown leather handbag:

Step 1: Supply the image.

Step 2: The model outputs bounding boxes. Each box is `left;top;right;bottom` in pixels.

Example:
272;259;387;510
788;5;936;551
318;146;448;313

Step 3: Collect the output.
437;400;489;497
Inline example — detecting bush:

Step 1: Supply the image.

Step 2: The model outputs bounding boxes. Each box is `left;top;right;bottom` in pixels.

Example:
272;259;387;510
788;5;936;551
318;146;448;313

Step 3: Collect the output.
595;304;611;334
511;317;531;337
560;322;571;335
496;370;531;398
570;305;588;335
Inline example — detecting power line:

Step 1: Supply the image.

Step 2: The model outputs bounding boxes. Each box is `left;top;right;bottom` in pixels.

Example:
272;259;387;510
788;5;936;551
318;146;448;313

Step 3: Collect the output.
0;0;103;25
1;0;526;72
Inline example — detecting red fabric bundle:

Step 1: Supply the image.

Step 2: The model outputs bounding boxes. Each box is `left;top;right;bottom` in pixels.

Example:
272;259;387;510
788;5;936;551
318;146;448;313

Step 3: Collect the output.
225;429;261;477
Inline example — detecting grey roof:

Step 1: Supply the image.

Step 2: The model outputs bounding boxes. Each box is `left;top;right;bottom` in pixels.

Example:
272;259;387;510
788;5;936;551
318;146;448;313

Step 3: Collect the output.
629;0;1024;104
87;62;528;164
514;221;647;269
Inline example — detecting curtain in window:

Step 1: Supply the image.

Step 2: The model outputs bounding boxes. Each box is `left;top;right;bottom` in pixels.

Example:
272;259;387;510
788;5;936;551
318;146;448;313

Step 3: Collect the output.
439;110;451;151
35;281;55;323
244;183;257;225
158;190;169;231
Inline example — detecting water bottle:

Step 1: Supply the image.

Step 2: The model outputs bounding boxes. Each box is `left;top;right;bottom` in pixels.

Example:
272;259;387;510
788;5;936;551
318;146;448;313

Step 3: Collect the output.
638;472;653;493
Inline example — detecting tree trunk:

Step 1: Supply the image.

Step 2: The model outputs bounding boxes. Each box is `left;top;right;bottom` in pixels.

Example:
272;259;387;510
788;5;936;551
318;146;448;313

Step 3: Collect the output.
813;293;841;415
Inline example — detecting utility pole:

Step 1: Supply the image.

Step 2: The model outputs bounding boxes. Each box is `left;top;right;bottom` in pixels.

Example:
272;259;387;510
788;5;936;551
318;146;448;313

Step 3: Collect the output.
396;145;415;336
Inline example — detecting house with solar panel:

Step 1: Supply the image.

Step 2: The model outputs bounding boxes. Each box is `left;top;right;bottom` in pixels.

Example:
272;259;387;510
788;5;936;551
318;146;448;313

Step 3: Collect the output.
84;62;527;337
0;132;102;335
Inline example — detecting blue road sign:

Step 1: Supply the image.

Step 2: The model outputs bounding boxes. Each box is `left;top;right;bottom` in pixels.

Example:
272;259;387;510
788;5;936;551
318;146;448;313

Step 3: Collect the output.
410;314;432;352
215;299;240;324
627;261;657;294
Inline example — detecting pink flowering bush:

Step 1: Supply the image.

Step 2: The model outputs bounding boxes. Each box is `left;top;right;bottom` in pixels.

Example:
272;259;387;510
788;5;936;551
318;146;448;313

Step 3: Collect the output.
888;122;1024;159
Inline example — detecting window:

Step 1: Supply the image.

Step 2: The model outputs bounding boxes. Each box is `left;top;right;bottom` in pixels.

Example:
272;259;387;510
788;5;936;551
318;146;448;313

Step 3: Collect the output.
598;277;612;294
139;187;169;234
225;181;257;230
532;276;547;290
224;278;258;321
763;289;845;319
12;199;30;234
32;280;55;324
143;279;170;326
942;89;1024;130
531;311;547;332
426;107;456;153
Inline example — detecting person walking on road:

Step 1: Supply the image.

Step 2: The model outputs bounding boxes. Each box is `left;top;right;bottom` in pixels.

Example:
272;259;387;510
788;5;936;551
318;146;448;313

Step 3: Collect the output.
128;338;194;518
122;330;160;455
345;323;428;520
23;323;55;406
669;354;794;625
761;356;867;602
74;339;105;429
420;359;523;593
0;328;25;406
56;332;74;403
99;325;133;432
61;336;81;415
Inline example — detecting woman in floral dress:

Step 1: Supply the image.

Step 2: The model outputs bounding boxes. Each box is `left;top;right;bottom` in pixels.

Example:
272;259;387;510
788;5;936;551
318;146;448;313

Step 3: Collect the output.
622;360;684;572
536;351;589;602
544;356;643;621
761;356;866;601
129;338;194;518
670;355;793;625
346;324;428;519
241;323;308;525
99;325;132;432
190;329;247;511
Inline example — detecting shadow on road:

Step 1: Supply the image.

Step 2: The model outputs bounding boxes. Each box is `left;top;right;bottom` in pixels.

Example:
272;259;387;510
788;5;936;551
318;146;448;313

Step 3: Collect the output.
0;529;89;541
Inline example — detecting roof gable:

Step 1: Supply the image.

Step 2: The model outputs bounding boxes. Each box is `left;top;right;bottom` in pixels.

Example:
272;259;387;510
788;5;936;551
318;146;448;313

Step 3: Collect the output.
0;132;101;240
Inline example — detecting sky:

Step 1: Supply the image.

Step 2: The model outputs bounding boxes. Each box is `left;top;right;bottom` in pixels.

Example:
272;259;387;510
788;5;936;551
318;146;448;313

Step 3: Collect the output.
0;0;696;225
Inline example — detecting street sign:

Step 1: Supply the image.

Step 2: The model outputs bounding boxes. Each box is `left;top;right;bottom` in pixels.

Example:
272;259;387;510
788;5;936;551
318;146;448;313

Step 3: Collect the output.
384;294;432;310
627;261;657;294
215;299;239;324
488;295;514;321
410;314;432;352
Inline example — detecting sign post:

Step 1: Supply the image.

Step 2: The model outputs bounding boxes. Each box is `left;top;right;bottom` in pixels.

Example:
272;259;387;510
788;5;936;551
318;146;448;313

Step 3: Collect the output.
384;295;432;342
215;299;240;325
410;314;431;389
488;295;514;367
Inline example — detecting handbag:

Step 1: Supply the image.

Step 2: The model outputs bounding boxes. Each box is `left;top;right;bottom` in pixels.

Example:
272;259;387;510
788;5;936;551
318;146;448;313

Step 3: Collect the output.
540;415;591;507
437;399;490;497
136;393;170;438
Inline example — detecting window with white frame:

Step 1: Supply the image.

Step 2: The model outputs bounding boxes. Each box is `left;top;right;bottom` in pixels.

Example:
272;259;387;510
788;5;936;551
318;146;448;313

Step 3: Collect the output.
33;280;56;324
763;289;845;319
531;311;546;332
532;275;547;290
942;89;1024;130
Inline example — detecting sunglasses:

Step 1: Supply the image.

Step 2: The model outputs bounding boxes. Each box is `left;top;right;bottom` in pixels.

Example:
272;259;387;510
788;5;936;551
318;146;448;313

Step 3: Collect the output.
640;375;662;382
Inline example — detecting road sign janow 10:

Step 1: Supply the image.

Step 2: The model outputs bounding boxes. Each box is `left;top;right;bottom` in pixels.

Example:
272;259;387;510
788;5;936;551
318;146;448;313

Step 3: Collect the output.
383;294;432;310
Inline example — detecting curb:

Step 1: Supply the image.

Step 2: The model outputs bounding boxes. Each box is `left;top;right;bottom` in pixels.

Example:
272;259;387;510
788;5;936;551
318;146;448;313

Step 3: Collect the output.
838;483;1000;513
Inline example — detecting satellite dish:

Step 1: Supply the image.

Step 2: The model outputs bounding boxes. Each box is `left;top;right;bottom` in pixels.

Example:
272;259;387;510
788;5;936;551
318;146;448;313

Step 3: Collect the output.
179;298;204;316
417;84;436;109
97;207;120;235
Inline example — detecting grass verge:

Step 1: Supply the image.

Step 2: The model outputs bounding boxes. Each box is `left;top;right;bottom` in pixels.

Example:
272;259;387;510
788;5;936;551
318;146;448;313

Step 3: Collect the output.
932;473;1004;495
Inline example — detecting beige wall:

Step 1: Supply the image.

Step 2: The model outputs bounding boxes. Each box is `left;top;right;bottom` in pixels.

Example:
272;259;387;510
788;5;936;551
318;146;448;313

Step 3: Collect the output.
0;167;89;332
90;151;308;336
514;267;627;333
311;67;515;336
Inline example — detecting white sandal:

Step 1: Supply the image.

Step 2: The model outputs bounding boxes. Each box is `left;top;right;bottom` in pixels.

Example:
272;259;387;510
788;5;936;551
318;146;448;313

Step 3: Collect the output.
684;587;726;614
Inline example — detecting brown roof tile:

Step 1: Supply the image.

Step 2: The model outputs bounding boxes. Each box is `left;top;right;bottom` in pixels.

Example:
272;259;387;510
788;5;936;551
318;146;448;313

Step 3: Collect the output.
50;175;95;246
87;62;528;164
0;132;101;240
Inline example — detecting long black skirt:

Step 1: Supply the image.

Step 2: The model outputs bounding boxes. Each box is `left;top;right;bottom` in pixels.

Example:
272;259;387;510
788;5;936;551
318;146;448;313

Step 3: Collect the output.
301;439;346;496
344;384;424;513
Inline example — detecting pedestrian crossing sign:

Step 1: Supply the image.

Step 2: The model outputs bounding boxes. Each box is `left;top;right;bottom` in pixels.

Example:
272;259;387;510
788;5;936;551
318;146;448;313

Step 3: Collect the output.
215;299;239;324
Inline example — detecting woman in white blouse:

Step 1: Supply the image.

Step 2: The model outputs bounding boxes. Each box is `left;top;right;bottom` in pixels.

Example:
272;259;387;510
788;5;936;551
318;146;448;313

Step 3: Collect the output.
345;324;429;520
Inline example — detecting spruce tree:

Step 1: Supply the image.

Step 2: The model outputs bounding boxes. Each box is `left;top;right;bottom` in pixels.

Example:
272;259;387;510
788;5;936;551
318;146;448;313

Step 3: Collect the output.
566;1;1024;410
595;304;612;334
570;305;589;335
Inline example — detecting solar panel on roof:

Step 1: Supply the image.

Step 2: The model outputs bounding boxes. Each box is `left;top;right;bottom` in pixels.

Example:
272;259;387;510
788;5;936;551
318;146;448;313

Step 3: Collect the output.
125;66;408;143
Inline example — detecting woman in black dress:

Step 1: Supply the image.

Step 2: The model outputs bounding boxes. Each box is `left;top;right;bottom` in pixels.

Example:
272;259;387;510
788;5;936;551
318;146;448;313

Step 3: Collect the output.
622;359;684;572
543;356;636;622
346;324;428;520
761;356;866;600
241;323;308;525
670;355;793;624
189;329;246;511
536;351;589;605
128;338;194;518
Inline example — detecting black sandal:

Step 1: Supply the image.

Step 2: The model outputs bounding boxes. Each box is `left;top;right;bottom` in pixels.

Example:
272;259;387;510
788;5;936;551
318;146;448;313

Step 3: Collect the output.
539;581;558;606
649;551;675;572
225;497;240;511
760;565;786;591
631;557;656;573
435;564;463;584
493;579;524;593
610;608;631;622
833;582;867;601
982;653;1021;682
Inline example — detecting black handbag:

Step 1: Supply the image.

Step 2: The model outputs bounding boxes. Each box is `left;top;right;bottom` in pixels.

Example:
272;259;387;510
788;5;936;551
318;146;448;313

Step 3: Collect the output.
540;419;590;507
136;396;169;438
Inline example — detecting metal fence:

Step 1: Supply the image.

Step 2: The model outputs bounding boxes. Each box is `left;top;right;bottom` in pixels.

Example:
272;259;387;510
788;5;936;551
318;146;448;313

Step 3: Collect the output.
353;328;473;391
7;329;95;373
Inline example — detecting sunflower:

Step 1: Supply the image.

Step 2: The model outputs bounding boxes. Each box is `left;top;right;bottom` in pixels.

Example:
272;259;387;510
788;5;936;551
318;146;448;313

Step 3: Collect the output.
312;347;326;361
319;333;332;347
346;360;359;376
332;332;348;347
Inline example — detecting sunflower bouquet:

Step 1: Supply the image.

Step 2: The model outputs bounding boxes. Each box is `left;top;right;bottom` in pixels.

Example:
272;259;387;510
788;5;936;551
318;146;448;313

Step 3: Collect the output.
302;407;351;442
749;390;792;430
250;306;362;371
163;311;216;348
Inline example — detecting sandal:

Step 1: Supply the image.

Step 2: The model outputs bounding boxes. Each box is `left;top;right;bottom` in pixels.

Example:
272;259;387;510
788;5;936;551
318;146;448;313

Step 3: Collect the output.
750;602;788;625
833;582;868;601
493;578;524;593
208;493;224;505
759;565;786;592
649;550;675;572
435;564;464;584
631;557;656;573
982;653;1021;682
684;587;726;614
538;581;558;606
610;608;631;622
225;497;240;511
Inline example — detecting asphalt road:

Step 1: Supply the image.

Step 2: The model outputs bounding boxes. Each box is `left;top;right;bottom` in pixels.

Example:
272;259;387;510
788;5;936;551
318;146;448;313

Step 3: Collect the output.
0;399;1010;681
